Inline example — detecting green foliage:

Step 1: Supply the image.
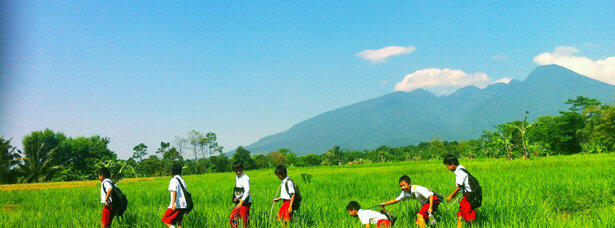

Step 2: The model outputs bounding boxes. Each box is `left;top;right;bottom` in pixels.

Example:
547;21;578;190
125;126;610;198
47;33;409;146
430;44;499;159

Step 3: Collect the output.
0;137;20;184
131;143;148;162
231;146;255;170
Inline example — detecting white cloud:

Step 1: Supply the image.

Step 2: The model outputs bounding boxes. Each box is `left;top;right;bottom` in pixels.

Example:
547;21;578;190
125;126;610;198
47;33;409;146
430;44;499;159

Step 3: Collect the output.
394;68;491;95
356;46;416;63
493;77;512;84
492;55;508;60
534;46;615;85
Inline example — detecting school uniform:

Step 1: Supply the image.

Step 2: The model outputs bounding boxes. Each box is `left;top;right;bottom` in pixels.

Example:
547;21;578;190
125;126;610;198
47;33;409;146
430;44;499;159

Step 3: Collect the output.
357;209;391;228
100;178;114;226
229;173;251;228
161;175;189;225
454;165;476;221
396;185;440;222
278;176;296;222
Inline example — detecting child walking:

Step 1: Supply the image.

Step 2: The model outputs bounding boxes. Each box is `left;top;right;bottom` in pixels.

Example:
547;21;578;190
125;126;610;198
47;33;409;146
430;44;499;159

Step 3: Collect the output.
98;167;114;228
161;163;189;228
444;155;480;228
230;161;251;228
272;165;298;228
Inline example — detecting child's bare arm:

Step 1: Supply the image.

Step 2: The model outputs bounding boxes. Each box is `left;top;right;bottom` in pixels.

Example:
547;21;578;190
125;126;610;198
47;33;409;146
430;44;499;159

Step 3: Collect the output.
365;224;370;228
379;199;399;207
104;187;113;207
447;186;461;202
171;191;177;210
288;193;296;213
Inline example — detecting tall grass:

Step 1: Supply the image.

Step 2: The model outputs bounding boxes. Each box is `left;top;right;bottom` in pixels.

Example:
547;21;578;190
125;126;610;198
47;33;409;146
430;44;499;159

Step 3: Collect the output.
1;153;614;227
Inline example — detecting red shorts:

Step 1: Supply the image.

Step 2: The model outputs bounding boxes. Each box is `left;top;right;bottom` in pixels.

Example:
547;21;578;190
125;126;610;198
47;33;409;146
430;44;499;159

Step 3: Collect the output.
377;219;391;228
229;204;250;228
101;206;114;226
277;200;293;222
417;195;440;222
161;208;187;225
457;194;476;221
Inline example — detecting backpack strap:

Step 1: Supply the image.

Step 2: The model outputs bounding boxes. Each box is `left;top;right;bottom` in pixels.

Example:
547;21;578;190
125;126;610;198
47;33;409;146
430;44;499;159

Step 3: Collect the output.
175;177;188;195
102;179;113;194
459;168;471;193
284;178;295;197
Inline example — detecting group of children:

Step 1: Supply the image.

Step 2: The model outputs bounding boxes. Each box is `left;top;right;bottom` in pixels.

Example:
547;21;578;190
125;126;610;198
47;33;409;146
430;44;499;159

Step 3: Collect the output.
98;155;479;228
345;155;480;228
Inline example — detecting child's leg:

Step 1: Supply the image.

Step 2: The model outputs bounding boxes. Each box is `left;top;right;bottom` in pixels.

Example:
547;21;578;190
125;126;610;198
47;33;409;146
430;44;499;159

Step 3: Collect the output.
239;205;250;228
229;207;241;228
416;214;426;228
457;217;463;228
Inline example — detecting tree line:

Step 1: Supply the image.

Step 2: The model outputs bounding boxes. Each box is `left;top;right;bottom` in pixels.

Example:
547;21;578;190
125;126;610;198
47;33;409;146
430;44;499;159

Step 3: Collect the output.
1;96;613;184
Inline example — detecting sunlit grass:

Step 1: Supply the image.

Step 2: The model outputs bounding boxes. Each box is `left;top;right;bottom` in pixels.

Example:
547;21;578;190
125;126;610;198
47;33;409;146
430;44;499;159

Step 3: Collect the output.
0;153;613;227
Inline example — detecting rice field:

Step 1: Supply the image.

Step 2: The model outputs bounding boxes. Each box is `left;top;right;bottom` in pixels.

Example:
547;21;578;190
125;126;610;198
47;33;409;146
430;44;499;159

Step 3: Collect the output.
1;153;614;227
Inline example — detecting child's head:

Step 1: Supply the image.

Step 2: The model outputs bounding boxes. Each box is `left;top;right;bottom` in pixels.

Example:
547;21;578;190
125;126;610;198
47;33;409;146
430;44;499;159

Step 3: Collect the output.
346;201;361;216
98;167;110;181
171;163;182;176
232;161;244;176
443;154;459;171
398;175;412;192
274;165;287;180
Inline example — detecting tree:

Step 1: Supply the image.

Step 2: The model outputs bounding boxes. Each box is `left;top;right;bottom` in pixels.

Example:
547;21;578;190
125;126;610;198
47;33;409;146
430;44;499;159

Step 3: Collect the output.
131;143;148;162
58;136;116;180
267;151;288;166
231;146;255;170
299;153;322;166
18;129;67;182
0;137;20;184
252;154;270;169
208;154;230;172
565;96;601;113
321;146;343;165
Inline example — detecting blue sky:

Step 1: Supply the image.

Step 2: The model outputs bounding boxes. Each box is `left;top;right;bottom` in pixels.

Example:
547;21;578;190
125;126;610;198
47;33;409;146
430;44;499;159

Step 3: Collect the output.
1;1;614;158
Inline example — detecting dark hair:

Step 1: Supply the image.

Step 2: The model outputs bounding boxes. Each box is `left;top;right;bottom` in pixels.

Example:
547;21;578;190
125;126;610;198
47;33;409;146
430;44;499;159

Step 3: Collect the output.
398;175;411;184
346;201;361;211
443;154;459;166
98;167;110;178
171;163;182;175
274;165;287;176
232;161;244;171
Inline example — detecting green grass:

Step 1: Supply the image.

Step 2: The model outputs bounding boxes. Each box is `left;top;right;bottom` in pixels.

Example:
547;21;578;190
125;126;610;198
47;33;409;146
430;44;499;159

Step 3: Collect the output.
1;153;614;227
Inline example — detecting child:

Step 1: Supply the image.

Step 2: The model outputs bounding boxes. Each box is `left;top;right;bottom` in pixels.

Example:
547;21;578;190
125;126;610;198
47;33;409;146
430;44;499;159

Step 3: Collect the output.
443;155;476;227
379;175;440;228
347;201;391;228
98;167;114;228
229;161;251;228
161;163;189;228
272;165;296;227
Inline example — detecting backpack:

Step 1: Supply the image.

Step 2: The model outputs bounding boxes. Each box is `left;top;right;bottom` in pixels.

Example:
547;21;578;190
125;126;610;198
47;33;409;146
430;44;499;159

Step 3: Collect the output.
284;178;302;210
380;209;397;226
103;180;128;217
459;168;482;209
175;177;194;214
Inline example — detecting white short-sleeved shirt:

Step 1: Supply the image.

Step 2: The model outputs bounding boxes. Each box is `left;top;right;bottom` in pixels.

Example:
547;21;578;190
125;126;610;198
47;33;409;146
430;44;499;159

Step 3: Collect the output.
454;165;472;192
395;185;434;205
280;176;296;200
100;179;113;203
357;209;388;224
168;175;188;209
235;173;252;203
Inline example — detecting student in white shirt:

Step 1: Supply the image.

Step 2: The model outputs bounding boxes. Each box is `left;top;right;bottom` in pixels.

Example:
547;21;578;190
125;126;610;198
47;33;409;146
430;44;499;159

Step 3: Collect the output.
444;155;476;227
161;163;188;228
229;161;251;228
98;167;114;228
272;165;297;228
347;201;391;228
379;175;441;228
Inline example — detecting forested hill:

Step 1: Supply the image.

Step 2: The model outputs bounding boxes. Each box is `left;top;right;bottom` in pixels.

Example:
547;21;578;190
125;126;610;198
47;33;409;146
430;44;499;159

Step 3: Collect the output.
245;65;615;155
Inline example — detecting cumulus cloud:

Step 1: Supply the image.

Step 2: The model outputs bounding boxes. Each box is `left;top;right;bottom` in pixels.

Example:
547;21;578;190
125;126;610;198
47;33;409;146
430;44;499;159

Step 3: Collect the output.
394;68;491;95
356;46;416;63
493;78;512;84
534;46;615;85
492;55;508;60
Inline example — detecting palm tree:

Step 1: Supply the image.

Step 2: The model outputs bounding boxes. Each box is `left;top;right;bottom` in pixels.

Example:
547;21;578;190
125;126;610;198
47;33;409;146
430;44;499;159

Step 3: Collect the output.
18;143;59;183
0;137;21;184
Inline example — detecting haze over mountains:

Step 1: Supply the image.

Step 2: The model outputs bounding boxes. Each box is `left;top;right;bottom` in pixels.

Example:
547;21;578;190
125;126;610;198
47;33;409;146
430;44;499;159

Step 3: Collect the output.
244;65;615;155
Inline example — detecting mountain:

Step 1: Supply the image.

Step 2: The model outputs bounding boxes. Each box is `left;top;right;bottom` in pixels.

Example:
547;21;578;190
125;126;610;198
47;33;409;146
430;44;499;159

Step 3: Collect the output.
245;65;615;155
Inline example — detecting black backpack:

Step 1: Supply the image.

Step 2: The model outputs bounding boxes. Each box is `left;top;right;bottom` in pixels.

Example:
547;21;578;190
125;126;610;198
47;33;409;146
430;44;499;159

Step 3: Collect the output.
284;178;302;210
103;180;128;217
459;168;482;209
175;177;194;214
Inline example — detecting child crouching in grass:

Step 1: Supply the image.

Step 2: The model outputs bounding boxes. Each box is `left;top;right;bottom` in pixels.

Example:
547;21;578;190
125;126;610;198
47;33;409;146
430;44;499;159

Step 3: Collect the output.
379;175;441;228
347;201;391;228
